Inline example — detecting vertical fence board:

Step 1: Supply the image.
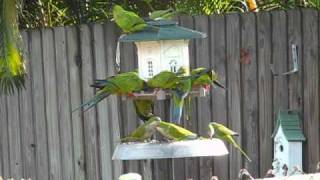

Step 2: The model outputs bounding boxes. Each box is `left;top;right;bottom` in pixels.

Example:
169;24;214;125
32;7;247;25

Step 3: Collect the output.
302;9;319;172
257;12;273;176
210;14;229;180
194;15;213;180
92;23;113;180
272;11;288;118
226;13;243;179
0;95;9;179
42;28;62;180
54;27;74;180
240;13;259;177
67;26;86;180
180;15;200;180
80;24;100;180
287;10;303;112
30;29;50;180
104;22;123;179
20;31;36;179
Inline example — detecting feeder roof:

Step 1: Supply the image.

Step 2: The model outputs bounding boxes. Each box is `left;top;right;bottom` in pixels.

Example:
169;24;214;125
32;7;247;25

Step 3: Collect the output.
119;20;207;42
272;110;306;141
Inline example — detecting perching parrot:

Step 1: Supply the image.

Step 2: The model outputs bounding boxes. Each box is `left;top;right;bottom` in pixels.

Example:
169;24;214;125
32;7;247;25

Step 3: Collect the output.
156;121;197;141
149;8;176;20
191;67;225;89
133;99;155;122
73;71;146;112
121;116;161;142
112;5;147;33
208;122;251;162
147;67;187;90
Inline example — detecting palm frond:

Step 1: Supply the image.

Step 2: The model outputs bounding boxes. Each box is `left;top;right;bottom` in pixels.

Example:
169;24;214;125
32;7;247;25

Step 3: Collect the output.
0;0;26;95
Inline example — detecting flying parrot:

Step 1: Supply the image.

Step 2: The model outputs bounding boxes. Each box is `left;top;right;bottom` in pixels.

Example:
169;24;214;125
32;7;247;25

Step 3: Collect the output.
121;116;161;142
149;8;176;20
191;67;225;89
147;67;187;90
133;99;155;122
208;122;251;162
73;71;146;112
156;121;197;141
112;5;147;33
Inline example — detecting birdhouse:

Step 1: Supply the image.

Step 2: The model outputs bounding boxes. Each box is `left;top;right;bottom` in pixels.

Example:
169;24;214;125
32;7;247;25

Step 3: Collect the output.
271;110;306;176
119;20;206;80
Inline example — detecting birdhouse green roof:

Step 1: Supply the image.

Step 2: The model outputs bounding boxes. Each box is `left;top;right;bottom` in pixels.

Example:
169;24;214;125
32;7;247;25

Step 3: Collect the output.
119;20;207;42
272;110;306;141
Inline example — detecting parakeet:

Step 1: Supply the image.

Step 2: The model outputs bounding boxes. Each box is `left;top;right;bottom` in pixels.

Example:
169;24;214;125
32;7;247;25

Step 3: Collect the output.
121;116;161;142
149;8;176;20
73;71;146;112
112;5;147;33
147;67;186;90
156;121;197;141
133;99;155;122
208;122;251;162
191;67;224;89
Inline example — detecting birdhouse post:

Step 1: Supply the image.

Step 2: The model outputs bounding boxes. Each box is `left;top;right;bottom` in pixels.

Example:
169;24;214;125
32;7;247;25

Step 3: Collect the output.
119;20;206;80
271;110;306;176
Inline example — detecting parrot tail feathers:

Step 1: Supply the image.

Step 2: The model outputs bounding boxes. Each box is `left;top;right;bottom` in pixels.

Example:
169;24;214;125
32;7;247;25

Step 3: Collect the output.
72;92;110;112
170;96;184;124
234;142;251;162
213;80;225;89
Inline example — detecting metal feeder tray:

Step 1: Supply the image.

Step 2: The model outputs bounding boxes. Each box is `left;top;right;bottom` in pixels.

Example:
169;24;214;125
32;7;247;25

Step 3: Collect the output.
112;139;229;160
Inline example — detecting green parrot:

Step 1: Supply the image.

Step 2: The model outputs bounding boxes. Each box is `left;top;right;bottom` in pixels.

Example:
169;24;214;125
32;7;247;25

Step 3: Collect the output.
156;121;197;141
191;67;225;89
112;5;147;33
121;116;161;142
208;122;251;162
73;71;147;112
147;67;187;90
133;99;155;122
149;8;176;20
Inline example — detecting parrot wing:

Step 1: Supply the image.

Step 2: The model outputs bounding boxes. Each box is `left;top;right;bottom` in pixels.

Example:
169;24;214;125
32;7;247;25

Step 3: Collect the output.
147;71;179;89
214;122;239;136
149;8;175;20
156;121;197;141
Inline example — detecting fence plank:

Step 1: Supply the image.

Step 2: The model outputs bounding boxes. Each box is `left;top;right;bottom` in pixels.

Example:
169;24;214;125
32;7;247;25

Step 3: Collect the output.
257;12;273;176
287;10;303;111
104;22;123;179
54;27;74;180
240;13;259;177
210;14;229;180
66;26;86;180
92;23;113;180
302;9;319;172
0;96;9;179
180;15;200;180
226;13;243;179
80;24;101;180
20;31;36;179
42;28;62;180
30;29;50;180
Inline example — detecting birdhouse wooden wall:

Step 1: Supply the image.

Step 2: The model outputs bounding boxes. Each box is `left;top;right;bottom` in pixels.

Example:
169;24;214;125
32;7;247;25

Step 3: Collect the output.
135;40;190;80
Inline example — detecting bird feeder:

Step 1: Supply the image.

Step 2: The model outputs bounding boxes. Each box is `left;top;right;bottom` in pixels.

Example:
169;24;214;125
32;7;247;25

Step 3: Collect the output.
119;20;206;80
271;110;306;176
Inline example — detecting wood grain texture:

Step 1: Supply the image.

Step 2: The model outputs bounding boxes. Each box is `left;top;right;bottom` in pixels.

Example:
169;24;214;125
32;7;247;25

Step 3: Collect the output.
80;24;100;180
30;29;50;180
66;26;86;180
42;28;62;180
0;95;9;179
194;15;213;180
54;27;74;180
20;31;36;179
302;9;319;172
92;23;113;180
240;12;259;177
257;12;273;176
226;13;243;180
210;14;229;180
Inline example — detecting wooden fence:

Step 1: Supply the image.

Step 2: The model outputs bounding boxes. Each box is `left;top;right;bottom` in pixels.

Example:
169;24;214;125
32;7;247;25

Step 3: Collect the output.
0;9;320;180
